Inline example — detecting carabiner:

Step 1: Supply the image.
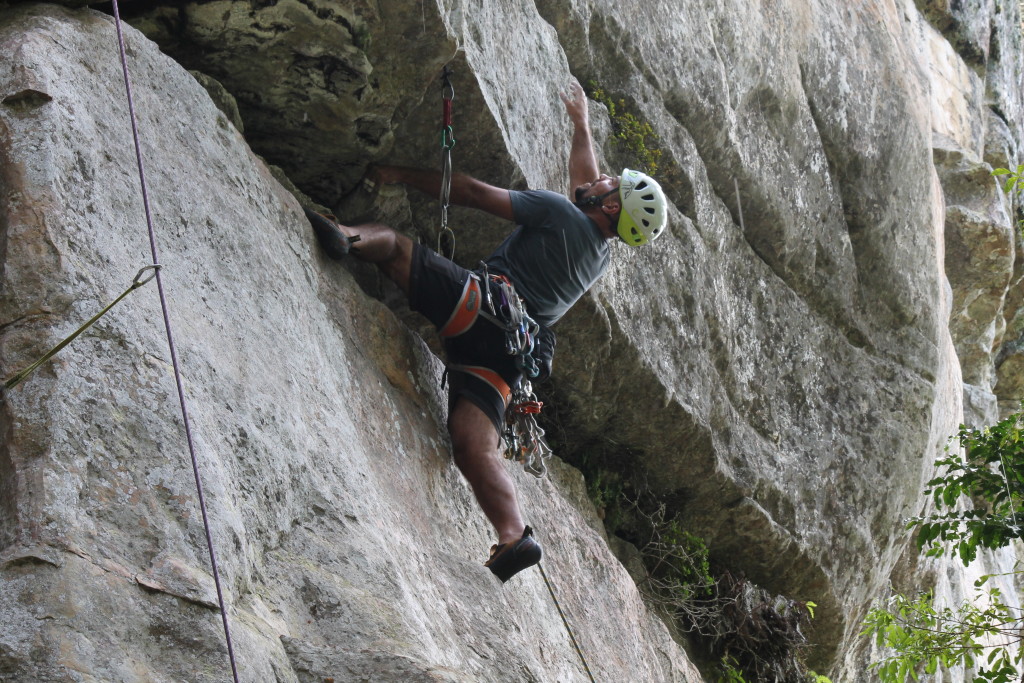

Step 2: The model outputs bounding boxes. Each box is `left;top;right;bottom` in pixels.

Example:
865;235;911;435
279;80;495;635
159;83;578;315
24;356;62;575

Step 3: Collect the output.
441;65;455;103
440;125;456;150
132;264;161;288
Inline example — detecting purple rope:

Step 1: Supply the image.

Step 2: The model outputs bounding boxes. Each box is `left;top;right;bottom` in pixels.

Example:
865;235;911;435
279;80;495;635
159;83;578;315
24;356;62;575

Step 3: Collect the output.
109;4;240;681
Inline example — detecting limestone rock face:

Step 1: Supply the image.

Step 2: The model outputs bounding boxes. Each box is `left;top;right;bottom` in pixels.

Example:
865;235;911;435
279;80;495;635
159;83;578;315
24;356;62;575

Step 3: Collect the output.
0;5;698;682
1;1;1022;682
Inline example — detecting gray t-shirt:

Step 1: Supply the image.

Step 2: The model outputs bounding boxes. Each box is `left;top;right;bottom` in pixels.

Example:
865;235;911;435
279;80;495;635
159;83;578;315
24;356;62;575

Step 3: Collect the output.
484;190;610;328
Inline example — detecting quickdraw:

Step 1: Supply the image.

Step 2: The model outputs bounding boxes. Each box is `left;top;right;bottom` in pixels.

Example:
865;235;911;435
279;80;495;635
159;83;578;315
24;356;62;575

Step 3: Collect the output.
503;380;553;478
438;66;456;259
477;264;542;379
3;265;160;391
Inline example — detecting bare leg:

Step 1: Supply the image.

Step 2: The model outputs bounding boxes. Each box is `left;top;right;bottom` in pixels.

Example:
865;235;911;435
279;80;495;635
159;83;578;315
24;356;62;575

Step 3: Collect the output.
448;398;525;545
336;221;414;294
314;213;528;548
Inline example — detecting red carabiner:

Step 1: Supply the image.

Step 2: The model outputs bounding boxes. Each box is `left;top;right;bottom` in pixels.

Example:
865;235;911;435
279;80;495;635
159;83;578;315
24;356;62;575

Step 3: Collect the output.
514;401;543;415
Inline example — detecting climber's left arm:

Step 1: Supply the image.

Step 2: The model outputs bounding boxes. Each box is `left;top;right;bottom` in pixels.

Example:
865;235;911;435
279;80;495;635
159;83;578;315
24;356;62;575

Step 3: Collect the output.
367;165;513;221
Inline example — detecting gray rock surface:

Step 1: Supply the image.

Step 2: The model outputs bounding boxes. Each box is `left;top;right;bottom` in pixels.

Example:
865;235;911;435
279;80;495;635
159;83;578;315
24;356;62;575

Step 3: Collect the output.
1;0;1022;681
0;5;699;681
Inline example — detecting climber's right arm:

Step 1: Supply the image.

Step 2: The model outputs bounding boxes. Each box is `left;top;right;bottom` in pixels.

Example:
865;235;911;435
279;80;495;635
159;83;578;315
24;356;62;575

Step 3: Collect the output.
560;78;599;194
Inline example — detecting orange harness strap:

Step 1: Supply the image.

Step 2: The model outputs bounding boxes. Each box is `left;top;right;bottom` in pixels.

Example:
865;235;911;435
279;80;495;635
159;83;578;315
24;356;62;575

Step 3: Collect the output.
449;364;512;406
439;276;482;338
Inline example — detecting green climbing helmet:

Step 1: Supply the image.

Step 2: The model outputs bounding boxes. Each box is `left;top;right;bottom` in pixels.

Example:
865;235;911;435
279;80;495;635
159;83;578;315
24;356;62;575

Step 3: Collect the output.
617;168;668;247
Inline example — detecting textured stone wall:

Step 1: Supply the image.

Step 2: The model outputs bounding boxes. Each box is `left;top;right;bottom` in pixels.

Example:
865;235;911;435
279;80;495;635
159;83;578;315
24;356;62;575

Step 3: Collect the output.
0;5;699;681
0;0;1022;681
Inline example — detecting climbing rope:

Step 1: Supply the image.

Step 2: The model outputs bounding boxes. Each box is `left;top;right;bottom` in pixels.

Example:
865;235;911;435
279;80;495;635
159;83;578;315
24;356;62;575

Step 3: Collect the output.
109;3;240;682
3;265;159;391
438;65;456;259
538;562;597;682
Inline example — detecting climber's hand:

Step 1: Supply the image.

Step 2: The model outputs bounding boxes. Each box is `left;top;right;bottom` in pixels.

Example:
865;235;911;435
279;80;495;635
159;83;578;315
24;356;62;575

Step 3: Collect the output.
363;164;401;192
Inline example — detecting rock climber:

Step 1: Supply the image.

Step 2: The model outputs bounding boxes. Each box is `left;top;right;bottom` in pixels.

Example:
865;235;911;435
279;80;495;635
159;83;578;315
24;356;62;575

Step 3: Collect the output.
304;78;669;583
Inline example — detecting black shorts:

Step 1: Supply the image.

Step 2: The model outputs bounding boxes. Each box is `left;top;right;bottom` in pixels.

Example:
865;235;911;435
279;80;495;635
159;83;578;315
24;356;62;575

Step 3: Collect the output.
408;243;519;434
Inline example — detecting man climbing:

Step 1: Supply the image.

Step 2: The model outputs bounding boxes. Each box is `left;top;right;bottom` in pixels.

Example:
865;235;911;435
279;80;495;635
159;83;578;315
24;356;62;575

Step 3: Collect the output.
304;78;668;583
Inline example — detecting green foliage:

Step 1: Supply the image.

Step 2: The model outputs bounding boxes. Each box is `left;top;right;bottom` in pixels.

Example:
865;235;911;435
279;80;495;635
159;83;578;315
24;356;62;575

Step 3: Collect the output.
862;588;1022;683
586;81;664;176
862;409;1024;681
994;165;1024;234
716;655;833;683
993;165;1024;195
660;518;714;594
585;468;626;535
717;655;749;683
907;413;1024;566
635;503;715;603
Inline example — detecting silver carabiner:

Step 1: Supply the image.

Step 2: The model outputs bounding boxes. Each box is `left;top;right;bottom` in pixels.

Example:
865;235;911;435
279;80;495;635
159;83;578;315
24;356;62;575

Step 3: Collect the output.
132;264;161;288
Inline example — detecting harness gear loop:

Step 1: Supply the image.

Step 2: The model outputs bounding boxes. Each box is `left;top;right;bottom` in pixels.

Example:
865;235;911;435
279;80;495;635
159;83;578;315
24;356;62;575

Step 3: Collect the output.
3;265;161;391
503;380;553;478
477;263;542;379
438;65;456;259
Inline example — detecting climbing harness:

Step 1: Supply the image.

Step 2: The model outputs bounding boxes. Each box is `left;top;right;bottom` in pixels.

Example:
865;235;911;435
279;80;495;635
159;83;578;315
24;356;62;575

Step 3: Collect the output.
438;264;543;379
503;380;553;477
3;265;159;391
437;265;553;476
109;3;240;681
539;562;597;682
437;264;552;475
446;363;513;407
438;66;456;259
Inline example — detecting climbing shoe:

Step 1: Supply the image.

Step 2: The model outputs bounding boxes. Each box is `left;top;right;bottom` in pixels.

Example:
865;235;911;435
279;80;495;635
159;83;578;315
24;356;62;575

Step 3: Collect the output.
484;526;542;583
304;207;360;259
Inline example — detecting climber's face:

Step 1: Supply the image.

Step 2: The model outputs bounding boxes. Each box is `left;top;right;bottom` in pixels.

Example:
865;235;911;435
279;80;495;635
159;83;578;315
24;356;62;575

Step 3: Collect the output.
574;174;619;204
